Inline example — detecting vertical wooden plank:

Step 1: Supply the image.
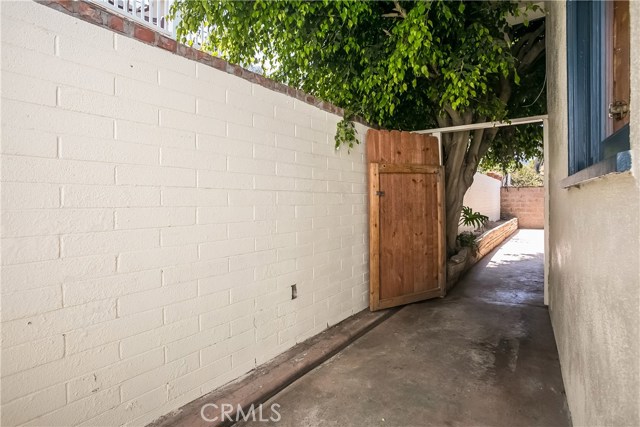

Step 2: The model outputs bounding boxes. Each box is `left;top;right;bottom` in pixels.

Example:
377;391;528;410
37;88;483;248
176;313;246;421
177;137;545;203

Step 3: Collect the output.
424;170;433;290
437;134;444;290
385;130;396;163
418;134;429;290
436;167;447;296
428;133;444;293
414;173;430;293
412;132;427;164
368;163;381;311
399;132;412;295
373;130;381;162
417;135;429;292
425;171;434;289
408;173;418;294
402;173;412;296
432;172;440;287
366;129;379;163
380;130;400;300
429;135;440;164
380;174;401;300
379;174;388;300
414;133;428;293
612;0;630;132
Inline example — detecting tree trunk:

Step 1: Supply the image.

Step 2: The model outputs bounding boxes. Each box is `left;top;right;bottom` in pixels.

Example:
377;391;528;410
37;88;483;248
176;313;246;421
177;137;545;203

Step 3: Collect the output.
438;21;545;257
443;131;472;255
444;178;469;256
436;108;475;256
442;127;502;256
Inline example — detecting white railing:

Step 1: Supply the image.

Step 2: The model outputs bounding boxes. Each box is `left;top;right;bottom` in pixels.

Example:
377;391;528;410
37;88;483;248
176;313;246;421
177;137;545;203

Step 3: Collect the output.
91;0;212;48
184;23;212;50
91;0;176;36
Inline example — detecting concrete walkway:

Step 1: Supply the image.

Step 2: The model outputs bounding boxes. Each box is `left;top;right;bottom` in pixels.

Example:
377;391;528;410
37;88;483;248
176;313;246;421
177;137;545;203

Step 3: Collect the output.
237;230;571;427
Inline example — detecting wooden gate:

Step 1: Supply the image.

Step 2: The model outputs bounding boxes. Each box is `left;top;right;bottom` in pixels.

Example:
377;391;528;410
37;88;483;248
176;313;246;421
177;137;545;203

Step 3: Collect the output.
367;130;446;311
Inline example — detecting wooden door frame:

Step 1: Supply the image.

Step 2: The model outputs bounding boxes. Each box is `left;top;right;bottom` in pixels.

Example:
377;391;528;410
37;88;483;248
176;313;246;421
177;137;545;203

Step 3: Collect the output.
368;162;447;311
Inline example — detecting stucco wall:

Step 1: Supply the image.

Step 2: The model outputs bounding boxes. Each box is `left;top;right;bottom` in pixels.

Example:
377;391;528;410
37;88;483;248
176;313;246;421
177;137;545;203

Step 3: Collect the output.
546;2;640;426
460;172;501;232
0;2;370;426
500;186;544;229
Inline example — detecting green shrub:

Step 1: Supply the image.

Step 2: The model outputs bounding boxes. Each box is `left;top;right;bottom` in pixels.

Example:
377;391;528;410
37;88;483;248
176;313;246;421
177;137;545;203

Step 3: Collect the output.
510;162;543;187
458;206;489;230
456;231;479;255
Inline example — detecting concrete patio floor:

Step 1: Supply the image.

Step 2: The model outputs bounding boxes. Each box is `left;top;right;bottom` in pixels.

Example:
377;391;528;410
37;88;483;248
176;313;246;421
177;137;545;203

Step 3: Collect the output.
237;229;571;427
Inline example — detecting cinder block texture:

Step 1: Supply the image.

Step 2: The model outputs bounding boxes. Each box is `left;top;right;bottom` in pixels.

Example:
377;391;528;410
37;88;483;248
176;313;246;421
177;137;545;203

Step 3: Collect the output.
500;187;544;229
0;2;369;425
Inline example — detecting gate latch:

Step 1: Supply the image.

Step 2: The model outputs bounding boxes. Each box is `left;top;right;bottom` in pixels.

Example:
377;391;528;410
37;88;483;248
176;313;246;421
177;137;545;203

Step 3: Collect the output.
609;100;629;121
376;191;385;197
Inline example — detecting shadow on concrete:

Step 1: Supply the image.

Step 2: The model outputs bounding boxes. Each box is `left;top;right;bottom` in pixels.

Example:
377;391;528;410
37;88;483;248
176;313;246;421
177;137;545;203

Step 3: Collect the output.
236;230;571;427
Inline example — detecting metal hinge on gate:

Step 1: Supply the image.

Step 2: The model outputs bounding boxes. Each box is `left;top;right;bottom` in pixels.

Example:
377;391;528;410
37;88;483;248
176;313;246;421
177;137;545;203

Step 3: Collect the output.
376;191;385;197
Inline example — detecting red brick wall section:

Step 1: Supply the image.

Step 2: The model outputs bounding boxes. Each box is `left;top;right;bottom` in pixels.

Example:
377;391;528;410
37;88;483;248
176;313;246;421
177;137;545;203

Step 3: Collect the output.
486;172;503;181
500;187;544;229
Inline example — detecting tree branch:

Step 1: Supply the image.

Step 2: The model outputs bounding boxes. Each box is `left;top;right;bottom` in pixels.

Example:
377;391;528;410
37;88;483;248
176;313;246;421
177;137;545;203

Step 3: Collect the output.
436;114;453;151
498;75;513;106
392;0;407;18
513;21;545;60
443;104;465;126
518;38;545;73
513;22;545;74
436;114;450;129
479;127;499;159
465;124;485;168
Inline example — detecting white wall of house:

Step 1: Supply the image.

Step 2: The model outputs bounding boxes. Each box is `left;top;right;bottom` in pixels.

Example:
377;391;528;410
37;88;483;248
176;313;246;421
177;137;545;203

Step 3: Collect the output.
459;172;501;232
0;2;370;425
546;2;640;426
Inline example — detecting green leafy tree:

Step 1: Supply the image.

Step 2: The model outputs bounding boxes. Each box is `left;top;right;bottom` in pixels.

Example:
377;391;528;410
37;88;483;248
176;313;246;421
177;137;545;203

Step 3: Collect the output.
171;0;546;254
510;160;544;187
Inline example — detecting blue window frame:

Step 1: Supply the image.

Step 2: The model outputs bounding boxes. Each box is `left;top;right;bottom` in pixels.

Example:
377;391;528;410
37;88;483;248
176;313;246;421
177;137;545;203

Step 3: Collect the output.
566;0;630;177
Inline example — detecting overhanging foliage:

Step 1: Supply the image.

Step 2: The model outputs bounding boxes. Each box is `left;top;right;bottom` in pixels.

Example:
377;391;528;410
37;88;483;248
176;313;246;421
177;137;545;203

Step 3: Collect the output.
172;0;546;254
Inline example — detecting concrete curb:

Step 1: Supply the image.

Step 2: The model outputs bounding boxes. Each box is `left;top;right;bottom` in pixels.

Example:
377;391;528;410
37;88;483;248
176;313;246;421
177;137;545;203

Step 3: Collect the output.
149;308;397;427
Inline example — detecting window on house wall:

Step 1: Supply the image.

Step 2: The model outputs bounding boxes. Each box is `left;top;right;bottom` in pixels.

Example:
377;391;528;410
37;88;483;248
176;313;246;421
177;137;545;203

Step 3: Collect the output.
566;0;630;177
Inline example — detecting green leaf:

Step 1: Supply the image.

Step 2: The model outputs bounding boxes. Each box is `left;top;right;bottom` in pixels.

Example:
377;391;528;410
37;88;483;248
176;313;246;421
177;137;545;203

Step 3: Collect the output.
171;0;546;222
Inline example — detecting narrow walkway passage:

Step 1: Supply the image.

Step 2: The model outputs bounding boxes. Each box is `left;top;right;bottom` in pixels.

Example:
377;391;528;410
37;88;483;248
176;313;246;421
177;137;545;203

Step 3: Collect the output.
238;230;571;427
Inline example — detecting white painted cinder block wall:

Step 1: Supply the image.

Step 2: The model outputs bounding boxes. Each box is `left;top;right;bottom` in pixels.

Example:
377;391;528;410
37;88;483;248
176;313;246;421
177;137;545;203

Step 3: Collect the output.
459;172;501;232
0;2;370;425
